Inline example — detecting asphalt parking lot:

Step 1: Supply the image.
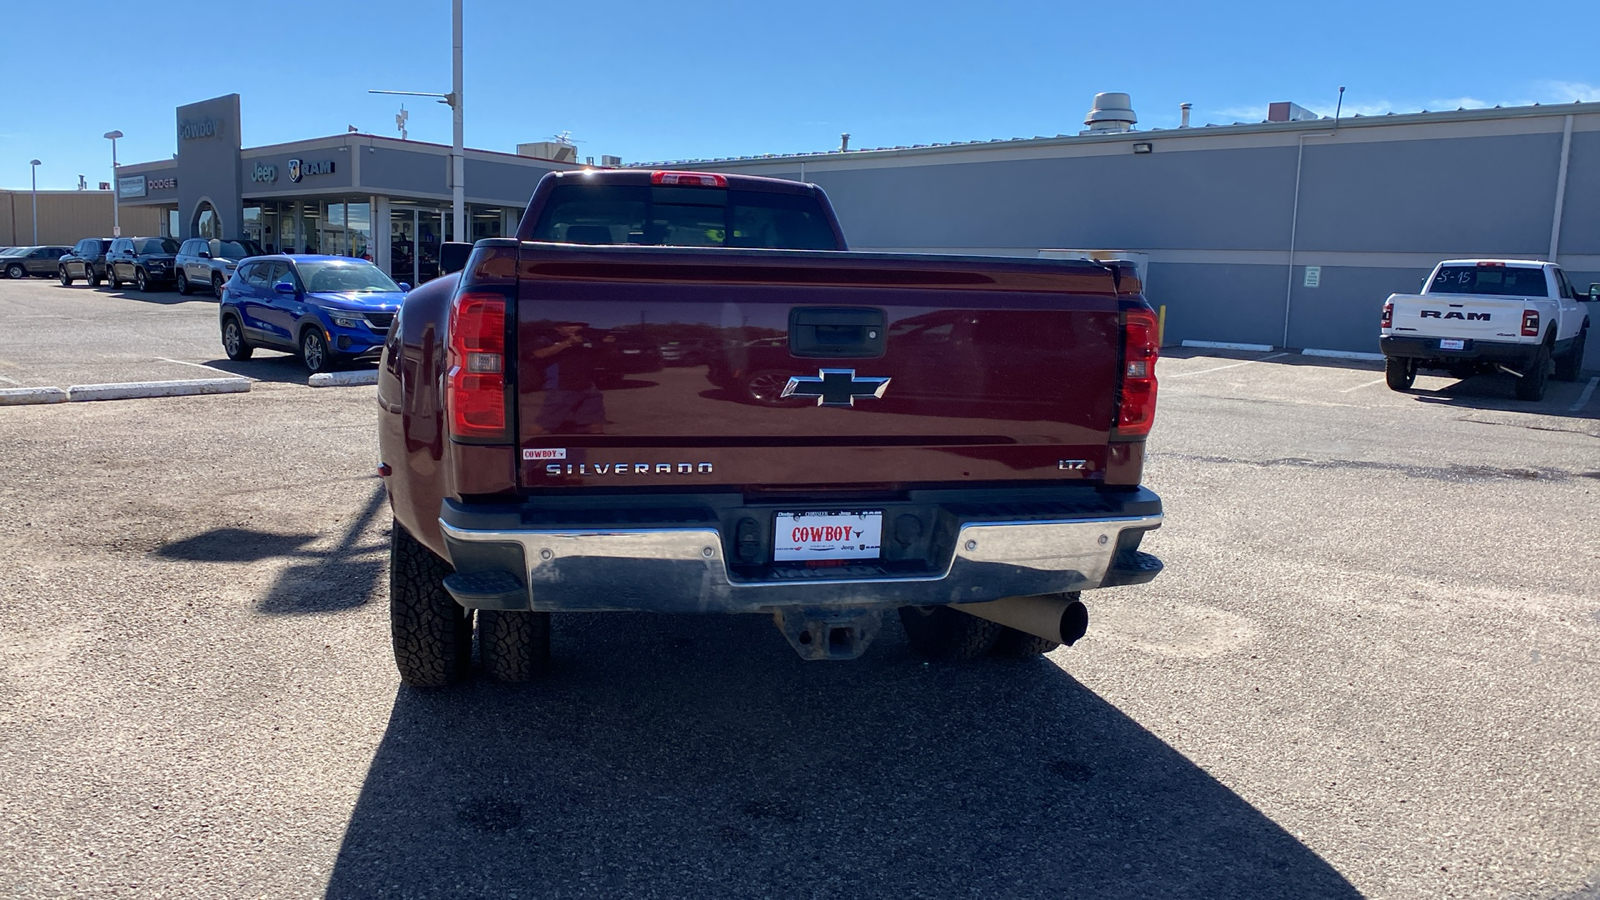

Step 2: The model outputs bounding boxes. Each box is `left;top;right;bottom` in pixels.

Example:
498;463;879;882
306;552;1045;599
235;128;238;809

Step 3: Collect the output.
0;274;1596;899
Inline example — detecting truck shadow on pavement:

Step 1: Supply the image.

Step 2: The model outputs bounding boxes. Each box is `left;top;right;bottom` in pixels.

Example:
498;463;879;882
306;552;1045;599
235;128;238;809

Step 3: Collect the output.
1407;374;1598;419
325;615;1360;900
155;482;387;615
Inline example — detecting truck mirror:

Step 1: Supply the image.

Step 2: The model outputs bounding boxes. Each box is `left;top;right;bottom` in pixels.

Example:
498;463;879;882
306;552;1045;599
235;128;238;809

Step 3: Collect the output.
439;242;472;275
1589;283;1599;301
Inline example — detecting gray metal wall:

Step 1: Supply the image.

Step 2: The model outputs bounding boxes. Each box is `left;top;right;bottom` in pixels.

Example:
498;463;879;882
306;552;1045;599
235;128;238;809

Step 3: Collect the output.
694;110;1600;356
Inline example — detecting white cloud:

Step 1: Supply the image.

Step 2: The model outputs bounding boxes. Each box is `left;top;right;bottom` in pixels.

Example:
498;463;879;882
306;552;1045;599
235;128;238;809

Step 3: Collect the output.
1543;81;1600;103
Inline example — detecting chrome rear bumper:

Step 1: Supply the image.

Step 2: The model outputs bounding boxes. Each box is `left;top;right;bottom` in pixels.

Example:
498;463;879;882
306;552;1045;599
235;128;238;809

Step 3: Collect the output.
438;513;1162;613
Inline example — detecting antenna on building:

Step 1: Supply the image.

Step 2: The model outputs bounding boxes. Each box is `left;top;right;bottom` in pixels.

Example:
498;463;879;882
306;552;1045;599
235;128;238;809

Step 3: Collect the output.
1334;86;1345;130
396;105;410;141
550;131;583;146
348;125;359;133
77;175;88;191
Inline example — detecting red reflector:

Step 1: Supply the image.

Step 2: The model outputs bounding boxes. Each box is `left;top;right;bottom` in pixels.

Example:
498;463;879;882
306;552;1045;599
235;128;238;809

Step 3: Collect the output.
1521;309;1540;337
1116;309;1160;437
447;292;508;440
1381;302;1393;329
651;170;728;188
1477;261;1504;267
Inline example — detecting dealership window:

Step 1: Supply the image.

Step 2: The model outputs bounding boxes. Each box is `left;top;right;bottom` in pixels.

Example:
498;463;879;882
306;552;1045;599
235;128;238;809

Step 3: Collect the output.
322;202;372;259
194;202;222;240
470;206;504;241
167;209;180;238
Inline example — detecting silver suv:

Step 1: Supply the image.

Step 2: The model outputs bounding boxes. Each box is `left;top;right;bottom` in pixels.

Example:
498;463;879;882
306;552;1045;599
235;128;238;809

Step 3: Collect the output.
175;238;264;297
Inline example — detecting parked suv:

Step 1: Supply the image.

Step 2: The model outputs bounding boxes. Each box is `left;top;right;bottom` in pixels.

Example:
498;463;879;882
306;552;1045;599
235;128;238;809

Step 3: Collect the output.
58;238;115;286
2;246;73;279
175;237;264;297
106;237;181;292
219;255;408;373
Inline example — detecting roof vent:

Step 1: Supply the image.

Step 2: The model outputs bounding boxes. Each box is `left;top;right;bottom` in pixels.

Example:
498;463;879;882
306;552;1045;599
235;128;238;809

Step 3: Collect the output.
1083;92;1137;134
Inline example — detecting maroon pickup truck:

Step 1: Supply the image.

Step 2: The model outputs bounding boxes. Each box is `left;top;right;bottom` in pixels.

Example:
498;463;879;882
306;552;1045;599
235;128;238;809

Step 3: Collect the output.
377;169;1163;686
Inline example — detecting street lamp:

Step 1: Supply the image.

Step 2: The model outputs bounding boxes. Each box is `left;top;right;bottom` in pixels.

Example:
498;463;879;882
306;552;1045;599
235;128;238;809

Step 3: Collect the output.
29;159;41;244
103;131;123;237
369;0;464;242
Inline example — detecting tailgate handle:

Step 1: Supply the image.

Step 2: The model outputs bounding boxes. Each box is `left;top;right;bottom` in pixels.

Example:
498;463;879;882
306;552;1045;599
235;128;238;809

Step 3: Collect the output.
788;307;887;358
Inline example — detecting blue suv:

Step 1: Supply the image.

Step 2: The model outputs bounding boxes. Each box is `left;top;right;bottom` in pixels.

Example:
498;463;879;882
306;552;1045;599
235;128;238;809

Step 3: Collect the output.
218;255;409;373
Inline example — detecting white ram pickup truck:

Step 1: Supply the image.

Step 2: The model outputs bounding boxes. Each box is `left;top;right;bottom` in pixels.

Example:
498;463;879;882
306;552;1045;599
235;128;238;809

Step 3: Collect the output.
1380;259;1592;401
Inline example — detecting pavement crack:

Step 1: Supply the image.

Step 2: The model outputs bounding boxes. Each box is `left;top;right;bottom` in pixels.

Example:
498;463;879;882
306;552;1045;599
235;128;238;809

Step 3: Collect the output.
1155;452;1572;483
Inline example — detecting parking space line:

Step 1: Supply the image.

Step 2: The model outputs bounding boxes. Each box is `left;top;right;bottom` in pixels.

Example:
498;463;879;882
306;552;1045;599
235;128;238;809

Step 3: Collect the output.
1570;377;1599;413
1339;377;1386;393
1165;352;1289;378
156;357;235;377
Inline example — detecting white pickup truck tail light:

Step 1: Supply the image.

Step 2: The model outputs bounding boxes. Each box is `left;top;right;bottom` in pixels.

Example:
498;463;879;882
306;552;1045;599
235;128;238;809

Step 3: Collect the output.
1521;310;1540;337
447;292;509;440
1115;308;1160;437
1381;301;1393;330
651;171;727;188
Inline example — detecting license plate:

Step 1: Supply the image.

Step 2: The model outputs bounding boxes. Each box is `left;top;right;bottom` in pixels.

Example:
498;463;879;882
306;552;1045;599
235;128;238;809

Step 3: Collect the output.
1440;339;1465;350
774;511;883;562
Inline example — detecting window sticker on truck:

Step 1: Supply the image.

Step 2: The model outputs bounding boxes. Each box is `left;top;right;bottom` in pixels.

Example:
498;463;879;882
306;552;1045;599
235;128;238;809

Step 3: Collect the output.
523;448;567;461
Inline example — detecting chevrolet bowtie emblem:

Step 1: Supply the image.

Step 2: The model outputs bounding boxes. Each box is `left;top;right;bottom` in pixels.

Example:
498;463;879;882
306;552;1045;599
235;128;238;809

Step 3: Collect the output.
781;368;891;407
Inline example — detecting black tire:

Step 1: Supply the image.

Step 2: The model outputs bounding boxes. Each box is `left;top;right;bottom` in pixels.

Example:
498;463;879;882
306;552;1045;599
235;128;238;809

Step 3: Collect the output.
4;263;25;280
107;266;121;288
212;273;226;299
176;271;191;295
479;609;551;683
1554;328;1587;382
1515;343;1550;401
1384;357;1416;391
86;265;101;287
59;267;73;287
897;605;1005;661
389;521;473;688
300;327;333;374
221;315;253;361
134;268;149;292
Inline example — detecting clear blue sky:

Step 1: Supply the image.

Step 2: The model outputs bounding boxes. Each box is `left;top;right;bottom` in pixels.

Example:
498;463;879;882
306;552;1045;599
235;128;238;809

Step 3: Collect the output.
4;0;1598;190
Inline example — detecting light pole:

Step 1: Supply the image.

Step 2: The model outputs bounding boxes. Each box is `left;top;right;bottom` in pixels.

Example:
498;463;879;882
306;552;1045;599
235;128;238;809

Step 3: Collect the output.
29;159;41;244
369;0;464;242
103;131;123;237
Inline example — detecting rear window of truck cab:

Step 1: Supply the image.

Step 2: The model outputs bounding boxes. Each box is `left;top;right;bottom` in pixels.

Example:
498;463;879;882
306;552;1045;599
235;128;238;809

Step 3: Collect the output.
1431;265;1547;296
531;184;838;250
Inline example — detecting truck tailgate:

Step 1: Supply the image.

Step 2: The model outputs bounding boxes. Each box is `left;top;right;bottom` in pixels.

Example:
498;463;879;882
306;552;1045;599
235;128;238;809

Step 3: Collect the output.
1390;293;1524;342
514;245;1123;490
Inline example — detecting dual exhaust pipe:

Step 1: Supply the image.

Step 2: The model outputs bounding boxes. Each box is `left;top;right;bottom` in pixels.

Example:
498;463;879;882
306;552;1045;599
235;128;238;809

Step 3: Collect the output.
957;593;1089;646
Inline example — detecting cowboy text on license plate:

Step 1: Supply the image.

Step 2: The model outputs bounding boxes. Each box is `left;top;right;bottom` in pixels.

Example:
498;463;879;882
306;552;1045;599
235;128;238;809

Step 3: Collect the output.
774;511;883;562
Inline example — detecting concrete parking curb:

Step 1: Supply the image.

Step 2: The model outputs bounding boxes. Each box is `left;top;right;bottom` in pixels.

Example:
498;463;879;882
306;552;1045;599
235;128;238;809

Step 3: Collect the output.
1302;348;1385;361
309;371;380;387
1181;339;1275;352
66;378;251;402
0;387;70;406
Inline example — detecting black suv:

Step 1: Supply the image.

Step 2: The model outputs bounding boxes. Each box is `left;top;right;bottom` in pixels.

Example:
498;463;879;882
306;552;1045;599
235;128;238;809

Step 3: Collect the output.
106;237;181;292
58;238;115;286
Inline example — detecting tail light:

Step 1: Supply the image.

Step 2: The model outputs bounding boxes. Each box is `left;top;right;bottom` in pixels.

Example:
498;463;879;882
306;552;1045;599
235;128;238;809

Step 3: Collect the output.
1115;307;1160;437
1380;301;1393;330
1521;309;1540;338
651;171;727;188
447;291;509;440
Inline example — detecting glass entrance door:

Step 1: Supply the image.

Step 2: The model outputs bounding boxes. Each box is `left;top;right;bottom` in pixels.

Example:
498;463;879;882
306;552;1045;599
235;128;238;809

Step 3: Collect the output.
417;209;443;283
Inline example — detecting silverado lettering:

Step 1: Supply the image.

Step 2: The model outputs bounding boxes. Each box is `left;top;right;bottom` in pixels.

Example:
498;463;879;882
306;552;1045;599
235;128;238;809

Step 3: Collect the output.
377;168;1166;684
